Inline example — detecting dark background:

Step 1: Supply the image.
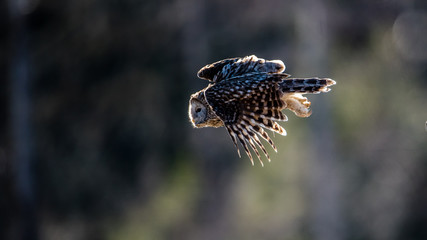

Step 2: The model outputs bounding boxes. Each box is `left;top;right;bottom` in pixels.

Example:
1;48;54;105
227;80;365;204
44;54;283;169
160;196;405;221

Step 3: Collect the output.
1;0;427;239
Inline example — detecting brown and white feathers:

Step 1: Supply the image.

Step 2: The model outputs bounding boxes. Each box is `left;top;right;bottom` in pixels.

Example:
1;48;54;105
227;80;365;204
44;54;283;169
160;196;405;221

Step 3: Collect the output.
188;55;336;166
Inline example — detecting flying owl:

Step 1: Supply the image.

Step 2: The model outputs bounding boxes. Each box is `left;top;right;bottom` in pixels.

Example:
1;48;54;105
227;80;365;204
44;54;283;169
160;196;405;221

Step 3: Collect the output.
188;55;336;166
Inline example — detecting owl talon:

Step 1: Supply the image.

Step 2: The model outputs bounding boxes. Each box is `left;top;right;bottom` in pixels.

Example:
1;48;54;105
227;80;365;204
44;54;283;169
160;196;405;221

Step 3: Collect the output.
283;94;312;117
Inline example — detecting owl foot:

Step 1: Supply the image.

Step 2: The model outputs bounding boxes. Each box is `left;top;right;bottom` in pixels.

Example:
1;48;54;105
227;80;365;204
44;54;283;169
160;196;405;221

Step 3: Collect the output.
284;94;312;117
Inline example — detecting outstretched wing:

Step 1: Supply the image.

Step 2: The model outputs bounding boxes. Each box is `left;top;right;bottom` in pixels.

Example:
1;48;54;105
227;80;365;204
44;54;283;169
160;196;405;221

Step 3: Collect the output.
198;55;287;83
204;73;289;166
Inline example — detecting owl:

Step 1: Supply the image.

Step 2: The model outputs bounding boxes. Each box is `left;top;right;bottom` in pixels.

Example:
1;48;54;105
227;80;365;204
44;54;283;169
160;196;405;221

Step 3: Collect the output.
188;55;336;166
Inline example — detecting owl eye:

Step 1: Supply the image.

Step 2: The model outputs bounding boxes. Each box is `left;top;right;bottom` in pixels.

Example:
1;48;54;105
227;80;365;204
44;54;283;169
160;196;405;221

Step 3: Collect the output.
195;107;202;113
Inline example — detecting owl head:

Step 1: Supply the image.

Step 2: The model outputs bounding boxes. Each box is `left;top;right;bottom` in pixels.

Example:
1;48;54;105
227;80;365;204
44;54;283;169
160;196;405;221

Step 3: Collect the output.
188;90;223;128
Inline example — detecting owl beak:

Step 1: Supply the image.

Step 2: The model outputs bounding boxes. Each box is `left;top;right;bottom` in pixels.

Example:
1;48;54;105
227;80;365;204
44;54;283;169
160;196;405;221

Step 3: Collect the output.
192;119;204;128
190;118;199;127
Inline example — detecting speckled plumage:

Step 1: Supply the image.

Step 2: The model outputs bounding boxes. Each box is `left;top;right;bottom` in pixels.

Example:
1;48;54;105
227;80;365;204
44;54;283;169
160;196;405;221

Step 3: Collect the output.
188;55;336;166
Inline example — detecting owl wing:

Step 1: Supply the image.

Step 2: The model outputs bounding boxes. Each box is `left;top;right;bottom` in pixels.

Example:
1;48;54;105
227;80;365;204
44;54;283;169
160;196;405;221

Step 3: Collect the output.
198;55;287;83
205;73;289;166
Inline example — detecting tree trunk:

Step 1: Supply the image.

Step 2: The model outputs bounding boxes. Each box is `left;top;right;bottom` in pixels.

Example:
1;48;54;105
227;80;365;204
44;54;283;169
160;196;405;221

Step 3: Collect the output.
8;0;38;239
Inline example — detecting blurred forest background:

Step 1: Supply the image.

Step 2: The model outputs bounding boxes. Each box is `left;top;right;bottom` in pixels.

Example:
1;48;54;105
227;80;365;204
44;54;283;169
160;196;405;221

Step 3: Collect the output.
1;0;427;239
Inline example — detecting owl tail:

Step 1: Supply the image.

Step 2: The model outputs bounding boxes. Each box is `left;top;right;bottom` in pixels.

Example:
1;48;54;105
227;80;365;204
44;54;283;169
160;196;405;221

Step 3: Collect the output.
280;78;336;94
